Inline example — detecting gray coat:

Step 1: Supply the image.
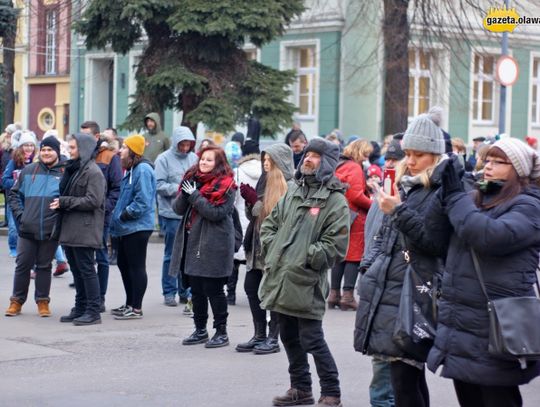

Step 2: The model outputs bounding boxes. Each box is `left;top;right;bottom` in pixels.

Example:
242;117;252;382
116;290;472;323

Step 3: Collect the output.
169;188;236;279
58;134;106;249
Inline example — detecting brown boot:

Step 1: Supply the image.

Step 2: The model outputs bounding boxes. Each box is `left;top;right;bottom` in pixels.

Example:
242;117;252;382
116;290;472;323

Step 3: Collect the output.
339;289;358;311
5;300;22;316
316;396;343;406
37;300;51;317
272;388;315;406
327;289;341;309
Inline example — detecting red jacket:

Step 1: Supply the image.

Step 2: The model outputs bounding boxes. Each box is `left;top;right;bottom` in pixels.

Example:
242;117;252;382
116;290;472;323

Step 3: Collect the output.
335;159;371;261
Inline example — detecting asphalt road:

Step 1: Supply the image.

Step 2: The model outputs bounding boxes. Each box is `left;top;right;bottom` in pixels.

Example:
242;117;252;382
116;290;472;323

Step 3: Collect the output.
0;237;539;406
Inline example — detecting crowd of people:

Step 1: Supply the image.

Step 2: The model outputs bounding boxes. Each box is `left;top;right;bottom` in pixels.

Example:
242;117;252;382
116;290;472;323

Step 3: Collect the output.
2;107;540;407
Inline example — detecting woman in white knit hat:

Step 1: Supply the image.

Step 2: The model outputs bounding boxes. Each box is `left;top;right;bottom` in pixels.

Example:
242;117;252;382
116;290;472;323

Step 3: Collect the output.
1;131;37;257
355;114;454;407
428;137;540;406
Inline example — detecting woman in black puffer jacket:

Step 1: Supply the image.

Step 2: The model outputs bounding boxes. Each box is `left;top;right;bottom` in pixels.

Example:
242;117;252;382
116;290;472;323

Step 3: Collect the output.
428;138;540;407
354;114;452;407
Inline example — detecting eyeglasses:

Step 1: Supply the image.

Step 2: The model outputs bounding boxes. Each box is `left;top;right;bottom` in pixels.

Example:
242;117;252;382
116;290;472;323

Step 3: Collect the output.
483;159;512;167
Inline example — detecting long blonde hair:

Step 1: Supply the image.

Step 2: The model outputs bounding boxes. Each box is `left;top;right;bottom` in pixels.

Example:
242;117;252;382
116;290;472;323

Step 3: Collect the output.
396;153;443;188
261;156;288;220
343;139;373;163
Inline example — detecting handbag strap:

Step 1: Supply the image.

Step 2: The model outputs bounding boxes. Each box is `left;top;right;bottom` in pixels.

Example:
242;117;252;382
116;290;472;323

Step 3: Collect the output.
471;249;540;300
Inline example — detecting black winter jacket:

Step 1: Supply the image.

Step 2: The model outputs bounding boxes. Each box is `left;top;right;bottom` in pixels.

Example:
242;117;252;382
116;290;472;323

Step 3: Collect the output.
427;187;540;386
169;189;236;280
354;162;451;362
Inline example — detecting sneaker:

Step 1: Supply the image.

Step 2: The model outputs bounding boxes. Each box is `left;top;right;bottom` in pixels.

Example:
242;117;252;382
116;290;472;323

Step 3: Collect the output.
53;262;69;277
110;304;128;316
114;307;143;320
182;299;193;316
164;296;177;307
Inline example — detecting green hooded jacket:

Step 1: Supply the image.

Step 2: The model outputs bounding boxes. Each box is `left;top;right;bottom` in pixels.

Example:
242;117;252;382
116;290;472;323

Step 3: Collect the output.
258;139;350;320
143;112;171;163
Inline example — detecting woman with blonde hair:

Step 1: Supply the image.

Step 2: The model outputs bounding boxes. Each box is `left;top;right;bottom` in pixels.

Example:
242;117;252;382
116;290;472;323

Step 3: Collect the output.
355;114;453;406
328;139;373;310
236;143;294;354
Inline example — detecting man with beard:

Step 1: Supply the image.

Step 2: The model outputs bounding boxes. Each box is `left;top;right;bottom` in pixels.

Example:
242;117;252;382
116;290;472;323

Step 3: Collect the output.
51;134;106;326
259;138;350;407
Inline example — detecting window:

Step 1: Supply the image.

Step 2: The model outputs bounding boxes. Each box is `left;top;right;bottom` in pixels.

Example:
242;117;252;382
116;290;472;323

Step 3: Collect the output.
289;46;317;117
45;10;57;75
408;49;432;118
244;48;258;61
532;58;540;126
472;55;496;123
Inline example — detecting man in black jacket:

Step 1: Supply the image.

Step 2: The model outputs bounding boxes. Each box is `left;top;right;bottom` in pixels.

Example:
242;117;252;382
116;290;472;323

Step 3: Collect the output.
50;133;106;326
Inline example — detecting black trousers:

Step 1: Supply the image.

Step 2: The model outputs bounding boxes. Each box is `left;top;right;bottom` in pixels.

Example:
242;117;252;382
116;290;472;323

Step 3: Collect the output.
279;313;340;397
330;261;359;291
190;275;228;330
11;237;58;303
390;361;429;407
64;246;101;317
453;379;522;407
117;230;152;310
244;268;278;326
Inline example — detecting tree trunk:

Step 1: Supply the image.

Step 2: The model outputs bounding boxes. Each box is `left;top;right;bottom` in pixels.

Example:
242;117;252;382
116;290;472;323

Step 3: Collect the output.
383;0;409;136
3;31;15;126
181;92;198;137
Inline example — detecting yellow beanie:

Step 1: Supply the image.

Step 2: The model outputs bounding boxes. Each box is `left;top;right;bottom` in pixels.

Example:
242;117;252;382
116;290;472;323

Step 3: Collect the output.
124;134;145;156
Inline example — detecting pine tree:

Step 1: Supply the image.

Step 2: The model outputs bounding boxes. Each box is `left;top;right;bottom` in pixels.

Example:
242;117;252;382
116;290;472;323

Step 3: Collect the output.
75;0;305;135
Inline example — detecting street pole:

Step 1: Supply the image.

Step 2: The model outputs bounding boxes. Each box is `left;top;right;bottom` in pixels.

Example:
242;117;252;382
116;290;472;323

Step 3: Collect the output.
498;0;510;135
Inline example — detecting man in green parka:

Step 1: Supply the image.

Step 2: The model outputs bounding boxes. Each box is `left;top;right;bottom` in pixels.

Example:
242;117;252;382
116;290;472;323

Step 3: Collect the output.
142;113;171;163
259;138;350;407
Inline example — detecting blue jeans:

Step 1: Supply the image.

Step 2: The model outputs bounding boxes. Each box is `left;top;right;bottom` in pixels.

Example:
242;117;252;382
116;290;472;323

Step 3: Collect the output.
6;205;18;252
161;217;189;299
55;245;66;263
95;225;110;301
370;357;395;407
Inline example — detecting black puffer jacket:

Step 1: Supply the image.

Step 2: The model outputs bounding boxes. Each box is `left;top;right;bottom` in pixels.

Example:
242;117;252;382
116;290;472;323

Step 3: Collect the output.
427;186;540;386
354;161;451;362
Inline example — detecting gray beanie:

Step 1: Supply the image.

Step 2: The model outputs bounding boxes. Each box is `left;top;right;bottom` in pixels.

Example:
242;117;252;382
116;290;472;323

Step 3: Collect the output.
492;137;540;179
402;114;445;154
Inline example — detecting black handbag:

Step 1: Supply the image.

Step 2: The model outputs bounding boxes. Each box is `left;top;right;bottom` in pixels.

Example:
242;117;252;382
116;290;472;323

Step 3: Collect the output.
392;239;439;362
470;250;540;369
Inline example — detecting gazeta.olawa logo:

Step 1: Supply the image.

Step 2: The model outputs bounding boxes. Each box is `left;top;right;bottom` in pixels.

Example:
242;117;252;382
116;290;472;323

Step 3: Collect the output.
484;5;540;32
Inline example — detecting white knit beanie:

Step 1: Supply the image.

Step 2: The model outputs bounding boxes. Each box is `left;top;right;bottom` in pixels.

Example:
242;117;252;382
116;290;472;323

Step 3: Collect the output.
402;114;445;155
18;131;37;147
492;137;540;179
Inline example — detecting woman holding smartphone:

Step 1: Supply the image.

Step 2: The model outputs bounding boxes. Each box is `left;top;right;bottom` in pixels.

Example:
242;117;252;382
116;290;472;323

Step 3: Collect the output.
354;114;453;407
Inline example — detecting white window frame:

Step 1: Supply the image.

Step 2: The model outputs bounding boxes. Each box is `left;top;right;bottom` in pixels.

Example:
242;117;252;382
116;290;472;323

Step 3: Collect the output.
45;9;57;75
280;39;320;121
84;52;118;127
471;53;497;125
243;43;261;62
408;48;433;119
531;55;540;127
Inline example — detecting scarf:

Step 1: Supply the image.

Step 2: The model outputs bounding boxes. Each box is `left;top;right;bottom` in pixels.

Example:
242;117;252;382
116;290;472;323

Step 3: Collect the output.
59;158;81;195
192;171;236;205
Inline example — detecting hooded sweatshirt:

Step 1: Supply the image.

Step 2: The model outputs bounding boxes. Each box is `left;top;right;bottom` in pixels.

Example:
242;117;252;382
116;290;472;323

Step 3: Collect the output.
155;126;198;219
143;112;171;163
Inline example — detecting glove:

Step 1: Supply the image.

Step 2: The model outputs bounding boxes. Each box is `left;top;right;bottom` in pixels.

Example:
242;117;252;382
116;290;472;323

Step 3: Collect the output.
240;183;258;206
119;210;131;222
182;180;197;195
441;158;464;199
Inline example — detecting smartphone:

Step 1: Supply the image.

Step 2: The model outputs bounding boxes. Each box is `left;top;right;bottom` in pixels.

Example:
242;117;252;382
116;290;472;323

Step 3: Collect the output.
383;168;396;196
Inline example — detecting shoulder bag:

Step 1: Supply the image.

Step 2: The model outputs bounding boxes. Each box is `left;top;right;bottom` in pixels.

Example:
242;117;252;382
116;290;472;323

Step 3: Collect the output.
471;250;540;369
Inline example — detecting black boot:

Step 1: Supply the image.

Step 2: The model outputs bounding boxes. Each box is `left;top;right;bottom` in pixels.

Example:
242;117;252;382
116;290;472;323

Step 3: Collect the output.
254;319;280;354
235;321;267;352
182;328;209;345
226;261;240;305
59;307;84;323
205;325;229;348
72;313;102;326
